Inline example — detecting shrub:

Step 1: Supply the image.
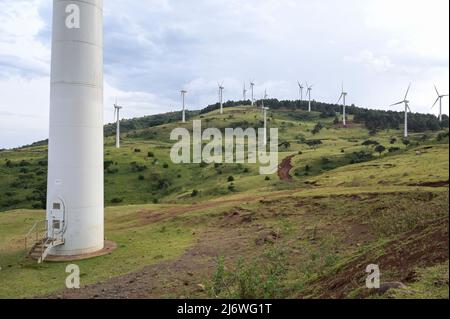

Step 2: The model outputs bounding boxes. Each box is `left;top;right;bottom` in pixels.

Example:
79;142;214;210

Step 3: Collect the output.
5;160;14;168
148;151;155;158
107;168;119;174
265;176;271;181
134;148;141;153
402;138;410;147
305;140;322;150
388;147;401;153
227;176;235;182
362;140;379;147
191;189;199;197
130;163;147;172
19;160;31;167
138;175;145;181
104;160;114;170
38;159;48;166
374;145;386;155
163;163;169;169
111;197;123;204
436;131;449;142
311;122;324;135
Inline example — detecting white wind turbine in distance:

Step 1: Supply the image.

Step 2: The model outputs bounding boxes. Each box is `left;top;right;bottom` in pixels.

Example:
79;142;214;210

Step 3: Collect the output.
432;84;449;122
262;106;269;146
243;83;248;101
250;80;255;107
297;81;304;101
180;90;187;123
218;82;224;114
337;82;348;127
261;90;269;146
390;83;412;138
113;99;123;149
262;89;268;110
306;82;313;112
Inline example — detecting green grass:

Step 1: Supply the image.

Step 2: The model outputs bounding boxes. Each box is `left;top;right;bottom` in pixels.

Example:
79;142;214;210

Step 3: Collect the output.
0;106;448;299
1;106;447;211
0;206;194;298
388;262;449;299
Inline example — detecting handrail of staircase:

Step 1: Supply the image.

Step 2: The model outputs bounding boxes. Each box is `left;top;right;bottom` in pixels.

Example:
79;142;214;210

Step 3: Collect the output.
24;220;47;251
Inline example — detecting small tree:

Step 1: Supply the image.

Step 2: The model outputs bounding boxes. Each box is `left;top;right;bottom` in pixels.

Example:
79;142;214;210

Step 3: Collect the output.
306;140;322;150
374;145;386;156
312;122;324;135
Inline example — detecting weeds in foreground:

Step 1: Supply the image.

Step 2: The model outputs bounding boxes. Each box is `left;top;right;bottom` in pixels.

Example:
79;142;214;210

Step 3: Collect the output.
207;247;287;299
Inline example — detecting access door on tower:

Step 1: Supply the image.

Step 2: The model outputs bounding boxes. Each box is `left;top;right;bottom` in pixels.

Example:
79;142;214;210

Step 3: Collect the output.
49;198;65;236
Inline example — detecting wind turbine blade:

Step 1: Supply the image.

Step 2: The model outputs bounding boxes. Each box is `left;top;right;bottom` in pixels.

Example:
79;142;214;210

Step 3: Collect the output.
390;101;405;107
337;93;343;104
434;84;440;96
404;83;411;100
432;97;440;108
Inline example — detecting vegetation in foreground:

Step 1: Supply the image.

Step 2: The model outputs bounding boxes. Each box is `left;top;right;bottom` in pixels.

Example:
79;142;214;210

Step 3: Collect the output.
0;103;448;299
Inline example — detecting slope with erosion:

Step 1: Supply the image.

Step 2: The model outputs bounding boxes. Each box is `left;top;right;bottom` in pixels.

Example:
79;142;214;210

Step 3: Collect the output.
0;140;448;298
0;105;448;299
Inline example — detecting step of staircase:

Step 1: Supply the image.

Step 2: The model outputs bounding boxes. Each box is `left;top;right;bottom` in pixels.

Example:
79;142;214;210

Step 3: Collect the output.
28;237;63;263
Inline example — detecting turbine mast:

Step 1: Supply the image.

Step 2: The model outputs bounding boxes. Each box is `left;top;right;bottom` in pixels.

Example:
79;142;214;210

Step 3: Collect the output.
181;90;187;123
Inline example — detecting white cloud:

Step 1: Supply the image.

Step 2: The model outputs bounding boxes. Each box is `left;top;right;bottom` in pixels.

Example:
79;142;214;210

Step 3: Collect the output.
344;50;394;73
0;0;449;149
0;0;50;76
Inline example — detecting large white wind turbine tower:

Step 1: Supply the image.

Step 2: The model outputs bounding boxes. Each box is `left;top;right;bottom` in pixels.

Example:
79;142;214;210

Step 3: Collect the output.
297;81;304;101
250;80;255;107
432;85;449;122
391;83;412;138
337;83;348;127
113;100;123;148
181;90;187;123
44;0;104;259
306;82;313;112
218;82;224;114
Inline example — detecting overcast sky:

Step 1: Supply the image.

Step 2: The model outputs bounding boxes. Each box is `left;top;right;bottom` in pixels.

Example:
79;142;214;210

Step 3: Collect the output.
0;0;449;149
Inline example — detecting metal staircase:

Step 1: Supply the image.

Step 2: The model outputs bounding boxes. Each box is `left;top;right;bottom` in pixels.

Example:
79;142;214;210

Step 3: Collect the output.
25;221;64;264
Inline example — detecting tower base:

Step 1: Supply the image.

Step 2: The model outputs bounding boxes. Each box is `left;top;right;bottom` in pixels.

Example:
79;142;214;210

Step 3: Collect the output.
44;241;117;262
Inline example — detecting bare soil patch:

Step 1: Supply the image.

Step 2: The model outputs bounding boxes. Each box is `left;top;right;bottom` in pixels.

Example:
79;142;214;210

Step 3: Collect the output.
278;155;294;181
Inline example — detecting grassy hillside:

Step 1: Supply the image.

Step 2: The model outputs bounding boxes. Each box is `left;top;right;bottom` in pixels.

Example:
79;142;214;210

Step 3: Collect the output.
0;104;448;299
